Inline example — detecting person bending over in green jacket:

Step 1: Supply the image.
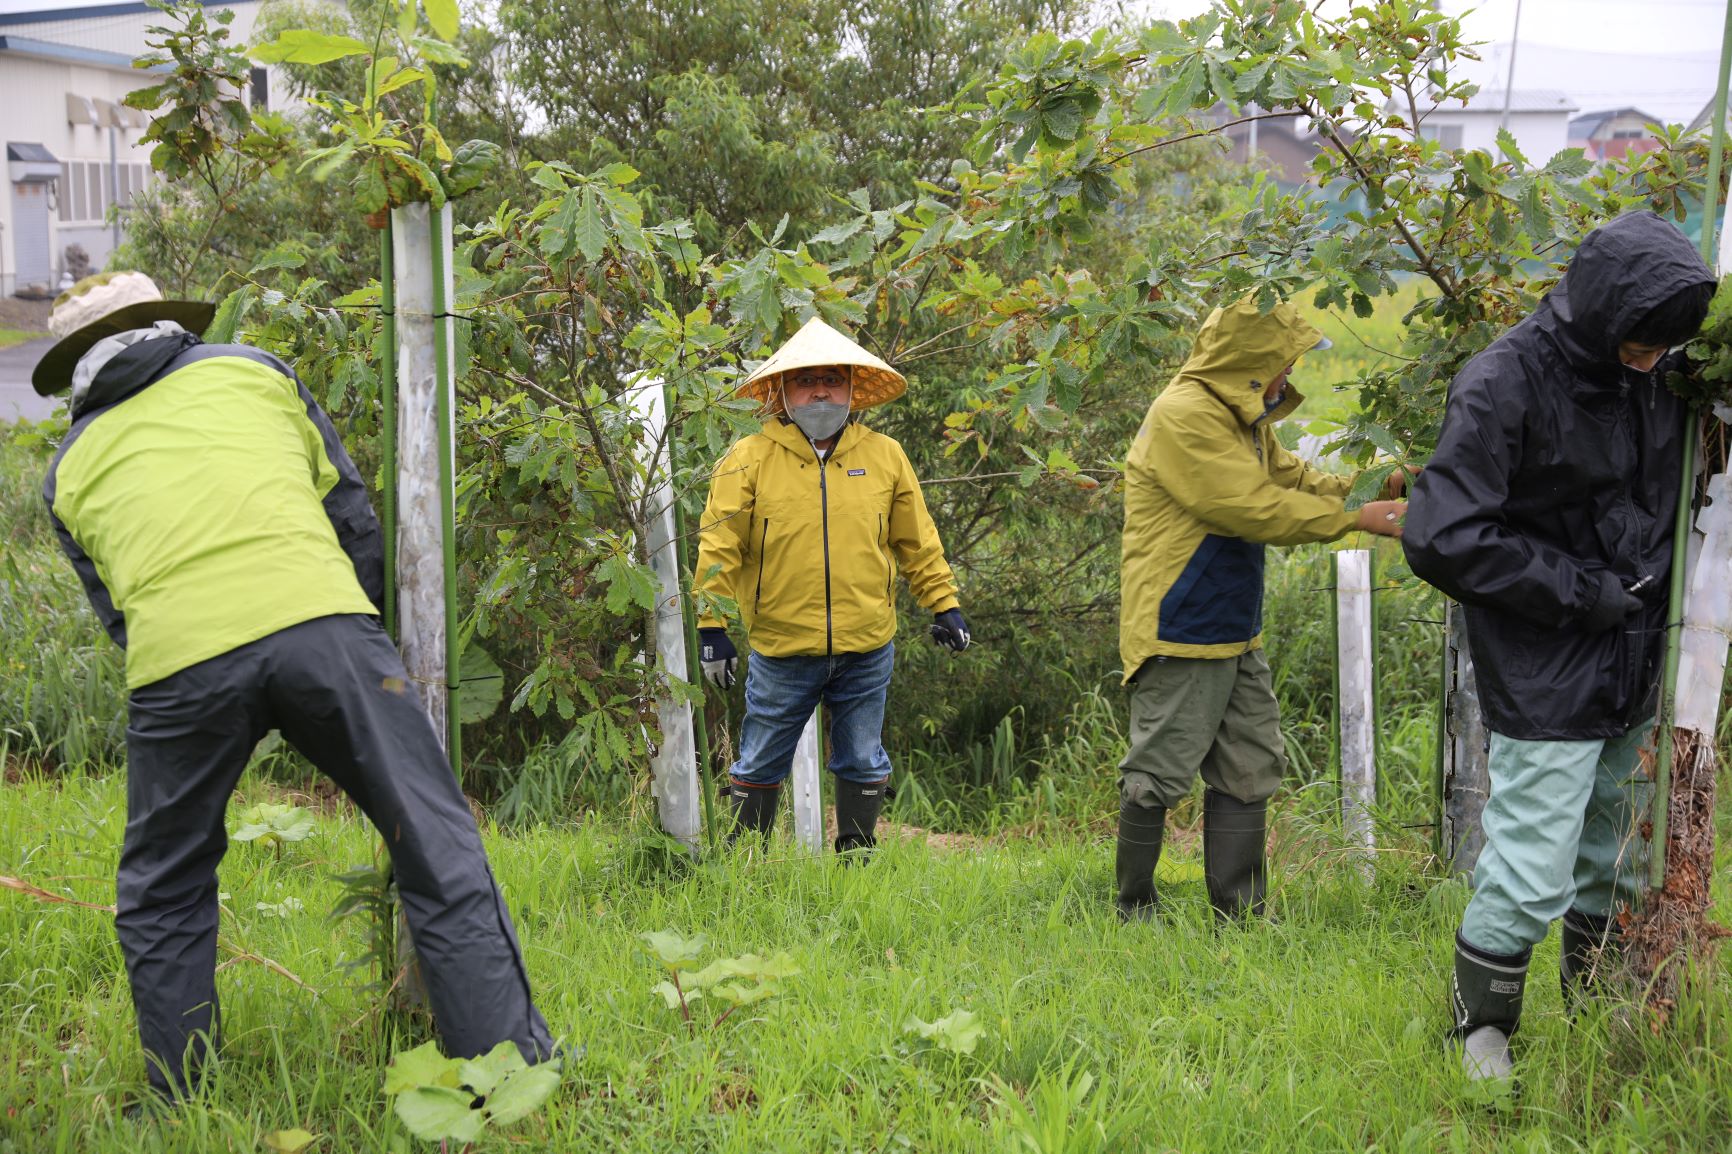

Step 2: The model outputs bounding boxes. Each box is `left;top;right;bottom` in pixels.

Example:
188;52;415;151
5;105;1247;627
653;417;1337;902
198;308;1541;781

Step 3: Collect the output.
1115;297;1408;923
35;273;554;1107
695;318;969;853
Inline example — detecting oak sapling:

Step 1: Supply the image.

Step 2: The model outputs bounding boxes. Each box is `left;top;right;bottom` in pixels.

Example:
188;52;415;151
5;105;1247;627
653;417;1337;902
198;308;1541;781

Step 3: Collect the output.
640;929;801;1029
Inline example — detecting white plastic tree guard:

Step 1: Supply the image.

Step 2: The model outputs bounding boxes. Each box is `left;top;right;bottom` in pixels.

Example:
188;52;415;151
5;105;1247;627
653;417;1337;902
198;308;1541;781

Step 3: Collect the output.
625;379;702;851
790;709;824;853
1441;603;1491;875
1335;549;1376;872
390;202;456;747
1678;469;1732;736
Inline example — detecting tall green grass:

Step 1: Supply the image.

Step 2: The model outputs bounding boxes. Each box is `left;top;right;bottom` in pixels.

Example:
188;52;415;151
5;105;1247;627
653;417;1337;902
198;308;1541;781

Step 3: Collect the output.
0;770;1726;1152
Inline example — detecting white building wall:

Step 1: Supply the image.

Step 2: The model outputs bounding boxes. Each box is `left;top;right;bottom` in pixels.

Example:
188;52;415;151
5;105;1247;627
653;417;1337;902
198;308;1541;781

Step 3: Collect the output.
1423;111;1575;167
0;1;268;296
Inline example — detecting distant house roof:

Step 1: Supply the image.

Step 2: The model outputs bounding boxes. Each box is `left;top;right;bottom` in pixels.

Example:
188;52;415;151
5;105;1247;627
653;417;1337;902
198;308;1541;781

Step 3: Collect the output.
1569;108;1659;139
1422;89;1580;116
0;0;253;27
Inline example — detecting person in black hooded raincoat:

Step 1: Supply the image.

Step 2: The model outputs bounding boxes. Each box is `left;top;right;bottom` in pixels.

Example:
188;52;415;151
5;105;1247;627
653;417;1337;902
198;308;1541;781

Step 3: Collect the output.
33;273;556;1105
1402;211;1716;1084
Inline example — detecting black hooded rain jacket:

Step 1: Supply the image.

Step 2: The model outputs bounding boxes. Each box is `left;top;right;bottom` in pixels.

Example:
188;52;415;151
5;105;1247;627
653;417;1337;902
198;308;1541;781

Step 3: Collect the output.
1402;210;1716;740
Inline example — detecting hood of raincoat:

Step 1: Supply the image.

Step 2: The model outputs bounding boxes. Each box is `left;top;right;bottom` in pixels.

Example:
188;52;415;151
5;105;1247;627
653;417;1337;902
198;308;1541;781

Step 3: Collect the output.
1175;297;1328;426
1536;209;1718;387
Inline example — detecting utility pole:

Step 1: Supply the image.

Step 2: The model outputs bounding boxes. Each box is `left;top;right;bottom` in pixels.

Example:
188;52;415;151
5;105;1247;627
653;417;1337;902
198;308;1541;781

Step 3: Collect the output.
1499;0;1524;133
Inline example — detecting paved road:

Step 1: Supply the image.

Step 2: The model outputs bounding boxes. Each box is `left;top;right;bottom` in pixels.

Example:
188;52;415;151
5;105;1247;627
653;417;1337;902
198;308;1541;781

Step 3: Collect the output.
0;338;61;423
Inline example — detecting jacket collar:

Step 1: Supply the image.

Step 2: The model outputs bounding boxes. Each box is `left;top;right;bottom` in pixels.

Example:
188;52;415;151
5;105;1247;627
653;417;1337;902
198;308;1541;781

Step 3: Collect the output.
760;415;867;462
70;329;203;420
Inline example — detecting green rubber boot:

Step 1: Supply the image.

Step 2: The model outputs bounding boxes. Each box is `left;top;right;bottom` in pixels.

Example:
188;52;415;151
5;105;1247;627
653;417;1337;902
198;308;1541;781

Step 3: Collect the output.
1115;800;1166;922
1203;790;1267;922
1560;907;1617;1011
729;782;781;842
833;778;887;858
1451;932;1530;1085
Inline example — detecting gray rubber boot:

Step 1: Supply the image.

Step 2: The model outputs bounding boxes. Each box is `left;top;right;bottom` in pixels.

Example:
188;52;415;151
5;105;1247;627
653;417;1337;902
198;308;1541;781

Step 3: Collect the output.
833;778;887;858
1114;800;1166;923
1202;790;1267;922
1560;907;1617;1010
1451;932;1530;1084
729;782;781;842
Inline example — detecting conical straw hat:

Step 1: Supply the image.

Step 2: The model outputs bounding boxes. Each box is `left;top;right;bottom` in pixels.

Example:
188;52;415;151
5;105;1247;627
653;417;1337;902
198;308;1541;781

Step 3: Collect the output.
738;317;906;412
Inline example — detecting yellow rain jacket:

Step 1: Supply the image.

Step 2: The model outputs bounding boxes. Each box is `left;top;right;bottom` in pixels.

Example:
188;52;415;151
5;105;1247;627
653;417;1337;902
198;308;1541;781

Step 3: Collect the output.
1120;299;1360;680
697;418;959;656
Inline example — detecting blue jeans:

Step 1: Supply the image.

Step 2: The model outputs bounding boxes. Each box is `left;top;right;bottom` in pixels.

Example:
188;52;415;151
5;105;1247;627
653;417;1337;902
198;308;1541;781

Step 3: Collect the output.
729;643;895;787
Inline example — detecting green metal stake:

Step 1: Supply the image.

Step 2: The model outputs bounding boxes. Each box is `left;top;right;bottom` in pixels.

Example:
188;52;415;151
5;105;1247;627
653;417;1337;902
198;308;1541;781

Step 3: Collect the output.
379;221;398;641
429;208;462;782
1652;0;1732;890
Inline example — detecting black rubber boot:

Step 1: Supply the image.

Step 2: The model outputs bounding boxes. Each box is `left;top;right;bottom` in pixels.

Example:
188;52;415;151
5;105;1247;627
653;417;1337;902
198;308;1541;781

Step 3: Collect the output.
1202;790;1267;922
1114;800;1166;923
729;782;781;842
833;778;887;858
1451;932;1530;1084
1560;908;1617;1009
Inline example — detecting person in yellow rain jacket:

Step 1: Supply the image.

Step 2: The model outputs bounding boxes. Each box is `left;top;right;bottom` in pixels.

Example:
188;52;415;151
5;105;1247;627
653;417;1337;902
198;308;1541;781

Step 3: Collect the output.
696;318;969;852
1115;297;1412;923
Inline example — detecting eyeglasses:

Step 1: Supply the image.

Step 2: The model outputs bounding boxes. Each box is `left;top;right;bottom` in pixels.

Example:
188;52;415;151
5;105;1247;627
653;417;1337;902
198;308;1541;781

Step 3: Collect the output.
785;367;851;389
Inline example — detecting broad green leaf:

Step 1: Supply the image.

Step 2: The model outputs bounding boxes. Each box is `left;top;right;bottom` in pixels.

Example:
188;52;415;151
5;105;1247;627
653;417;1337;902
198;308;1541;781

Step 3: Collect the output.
412;36;469;66
810;217;866;245
250;30;370;65
457;1040;526;1098
650;980;695;1009
484;1065;562;1125
262;1129;318;1153
595;162;640;185
1344;461;1399;511
443;138;500;197
905;1008;984;1055
640;928;707;968
396;0;418;42
249;245;305;276
393;1086;484;1143
383;1040;461;1095
375;67;427;98
456;640;504;724
204;286;253;344
709;980;778;1007
422;0;459;42
575;188;608;263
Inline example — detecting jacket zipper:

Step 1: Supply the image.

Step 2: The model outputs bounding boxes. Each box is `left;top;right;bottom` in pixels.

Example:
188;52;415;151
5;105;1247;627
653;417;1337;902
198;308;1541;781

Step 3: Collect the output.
819;455;834;655
1613;384;1645;720
753;519;769;611
879;513;892;601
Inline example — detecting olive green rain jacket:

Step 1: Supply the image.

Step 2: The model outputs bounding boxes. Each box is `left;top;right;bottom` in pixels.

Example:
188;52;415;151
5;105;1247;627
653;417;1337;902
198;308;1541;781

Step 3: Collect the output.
696;418;959;657
1119;298;1359;680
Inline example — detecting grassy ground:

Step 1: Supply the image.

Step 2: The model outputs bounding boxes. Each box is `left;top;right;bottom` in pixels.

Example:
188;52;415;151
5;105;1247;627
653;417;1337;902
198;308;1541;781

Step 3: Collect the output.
1295;279;1434;429
1;772;1728;1153
0;328;41;351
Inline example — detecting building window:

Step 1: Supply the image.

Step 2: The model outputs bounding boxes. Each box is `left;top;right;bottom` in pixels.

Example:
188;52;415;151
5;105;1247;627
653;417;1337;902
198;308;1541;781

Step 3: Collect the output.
250;66;269;111
1419;123;1464;149
54;159;154;224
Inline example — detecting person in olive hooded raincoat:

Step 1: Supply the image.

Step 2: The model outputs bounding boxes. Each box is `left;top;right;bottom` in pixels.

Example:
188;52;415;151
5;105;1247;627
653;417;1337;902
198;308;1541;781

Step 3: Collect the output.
1116;297;1409;923
1403;211;1715;1084
35;273;555;1104
695;318;969;852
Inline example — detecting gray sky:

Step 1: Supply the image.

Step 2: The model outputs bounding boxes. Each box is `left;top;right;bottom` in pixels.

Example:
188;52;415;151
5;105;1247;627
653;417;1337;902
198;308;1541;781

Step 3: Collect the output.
1143;0;1726;125
4;0;1726;125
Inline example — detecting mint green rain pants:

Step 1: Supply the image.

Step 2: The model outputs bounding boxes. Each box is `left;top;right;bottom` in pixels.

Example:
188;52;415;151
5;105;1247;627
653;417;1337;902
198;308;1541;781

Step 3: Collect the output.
1458;724;1653;957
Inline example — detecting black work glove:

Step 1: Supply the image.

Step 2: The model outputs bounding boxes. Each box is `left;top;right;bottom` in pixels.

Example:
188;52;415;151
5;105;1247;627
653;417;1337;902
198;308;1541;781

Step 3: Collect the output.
1582;572;1643;633
699;628;738;688
930;608;971;652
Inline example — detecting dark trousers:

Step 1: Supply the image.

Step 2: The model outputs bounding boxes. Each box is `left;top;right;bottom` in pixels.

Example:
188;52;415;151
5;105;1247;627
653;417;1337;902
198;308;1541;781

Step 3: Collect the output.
119;613;552;1097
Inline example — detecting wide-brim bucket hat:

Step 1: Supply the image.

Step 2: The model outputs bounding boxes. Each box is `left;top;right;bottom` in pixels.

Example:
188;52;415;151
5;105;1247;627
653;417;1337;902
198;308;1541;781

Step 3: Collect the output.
33;271;214;396
738;317;907;412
